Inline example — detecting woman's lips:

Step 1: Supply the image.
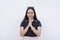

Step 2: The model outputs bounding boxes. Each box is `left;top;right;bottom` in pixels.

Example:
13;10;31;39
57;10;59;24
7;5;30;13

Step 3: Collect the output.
29;15;32;17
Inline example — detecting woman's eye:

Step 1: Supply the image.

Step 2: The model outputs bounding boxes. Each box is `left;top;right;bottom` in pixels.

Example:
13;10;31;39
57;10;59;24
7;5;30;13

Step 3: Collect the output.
27;12;30;14
31;12;33;14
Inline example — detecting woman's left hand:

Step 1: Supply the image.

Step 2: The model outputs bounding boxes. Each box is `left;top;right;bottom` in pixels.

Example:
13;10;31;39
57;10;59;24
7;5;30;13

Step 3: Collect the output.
29;19;33;27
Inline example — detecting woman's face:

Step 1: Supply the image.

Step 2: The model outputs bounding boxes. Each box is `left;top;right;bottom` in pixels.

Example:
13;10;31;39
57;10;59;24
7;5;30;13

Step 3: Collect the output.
27;9;34;19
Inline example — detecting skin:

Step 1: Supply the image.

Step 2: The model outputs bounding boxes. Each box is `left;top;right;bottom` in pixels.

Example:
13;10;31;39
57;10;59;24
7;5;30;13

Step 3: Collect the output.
20;9;42;37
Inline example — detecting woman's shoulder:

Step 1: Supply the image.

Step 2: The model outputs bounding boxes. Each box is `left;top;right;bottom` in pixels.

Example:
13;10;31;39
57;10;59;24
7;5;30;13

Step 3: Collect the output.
35;19;42;26
34;19;40;23
22;19;28;23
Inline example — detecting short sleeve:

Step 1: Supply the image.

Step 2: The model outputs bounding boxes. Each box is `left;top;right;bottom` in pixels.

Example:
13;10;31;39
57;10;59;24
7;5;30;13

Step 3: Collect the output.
37;20;42;27
20;20;25;27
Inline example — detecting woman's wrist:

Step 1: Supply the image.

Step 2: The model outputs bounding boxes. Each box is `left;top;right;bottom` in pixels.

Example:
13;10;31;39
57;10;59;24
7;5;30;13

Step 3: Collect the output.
30;25;34;30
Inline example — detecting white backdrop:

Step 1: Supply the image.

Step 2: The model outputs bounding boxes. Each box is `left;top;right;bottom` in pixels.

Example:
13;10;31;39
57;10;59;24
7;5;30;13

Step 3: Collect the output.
0;0;60;40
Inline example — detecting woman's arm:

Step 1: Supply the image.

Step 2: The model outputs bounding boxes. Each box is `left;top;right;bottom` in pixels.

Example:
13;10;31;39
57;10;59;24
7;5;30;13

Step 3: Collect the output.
29;19;42;37
20;25;29;36
30;26;42;37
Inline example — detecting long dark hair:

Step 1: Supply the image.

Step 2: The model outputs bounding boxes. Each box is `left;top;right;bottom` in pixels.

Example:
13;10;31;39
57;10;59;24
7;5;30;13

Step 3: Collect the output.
23;7;37;21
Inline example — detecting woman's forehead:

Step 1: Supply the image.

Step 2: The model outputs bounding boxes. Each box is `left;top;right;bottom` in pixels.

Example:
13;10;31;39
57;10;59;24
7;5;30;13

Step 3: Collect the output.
28;9;34;12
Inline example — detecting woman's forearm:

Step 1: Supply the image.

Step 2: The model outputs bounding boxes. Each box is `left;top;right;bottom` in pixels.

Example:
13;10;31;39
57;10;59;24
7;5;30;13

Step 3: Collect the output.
31;26;41;36
20;25;29;36
23;25;29;34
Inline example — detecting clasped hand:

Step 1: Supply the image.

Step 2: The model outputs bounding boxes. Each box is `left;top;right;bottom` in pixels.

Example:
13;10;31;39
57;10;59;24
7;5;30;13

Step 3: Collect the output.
28;19;34;27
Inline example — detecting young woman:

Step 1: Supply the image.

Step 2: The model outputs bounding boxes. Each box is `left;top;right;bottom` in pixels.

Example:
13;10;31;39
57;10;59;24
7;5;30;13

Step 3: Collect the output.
20;7;42;40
